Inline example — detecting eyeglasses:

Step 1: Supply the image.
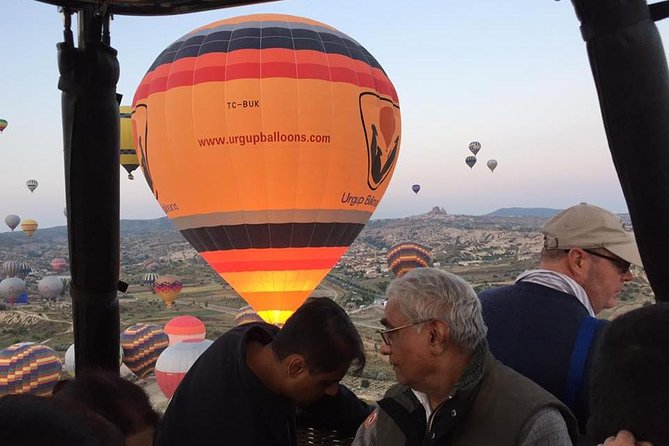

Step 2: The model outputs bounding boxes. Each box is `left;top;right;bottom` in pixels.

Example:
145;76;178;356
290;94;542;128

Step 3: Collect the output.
582;249;631;273
377;319;434;346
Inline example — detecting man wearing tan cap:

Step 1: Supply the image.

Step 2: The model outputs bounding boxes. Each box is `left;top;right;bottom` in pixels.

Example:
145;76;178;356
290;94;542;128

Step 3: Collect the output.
479;203;642;435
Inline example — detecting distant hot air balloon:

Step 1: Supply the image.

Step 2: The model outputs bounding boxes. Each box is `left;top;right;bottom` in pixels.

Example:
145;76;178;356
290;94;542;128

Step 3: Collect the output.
469;141;481;155
0;119;7;133
132;14;401;324
155;339;213;399
234;305;265;326
412;184;421;195
465;156;477;169
387;242;432;278
38;276;64;300
121;323;169;379
0;278;26;304
142;258;159;271
487;159;498;172
16;262;31;280
0;343;61;397
5;215;20;231
120;105;139;180
164;315;206;345
142;272;159;292
50;257;68;273
3;260;20;278
26;179;38;193
153;275;182;308
20;219;38;237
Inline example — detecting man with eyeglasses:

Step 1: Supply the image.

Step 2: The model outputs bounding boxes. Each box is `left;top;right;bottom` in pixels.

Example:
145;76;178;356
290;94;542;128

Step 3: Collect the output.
352;268;578;446
479;202;643;435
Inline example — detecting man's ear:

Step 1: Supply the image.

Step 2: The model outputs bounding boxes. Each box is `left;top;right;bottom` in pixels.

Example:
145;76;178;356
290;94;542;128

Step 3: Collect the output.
428;321;450;354
286;354;308;378
567;248;588;278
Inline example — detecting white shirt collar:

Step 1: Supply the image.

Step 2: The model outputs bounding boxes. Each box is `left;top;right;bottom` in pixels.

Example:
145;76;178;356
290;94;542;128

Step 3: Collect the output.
516;269;595;317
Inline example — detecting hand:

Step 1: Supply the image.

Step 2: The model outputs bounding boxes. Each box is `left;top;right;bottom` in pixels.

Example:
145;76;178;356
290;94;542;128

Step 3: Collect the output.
598;430;653;446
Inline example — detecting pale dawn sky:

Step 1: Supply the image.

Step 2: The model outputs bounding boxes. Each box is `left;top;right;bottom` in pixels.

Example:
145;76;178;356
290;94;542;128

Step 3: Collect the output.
2;0;668;231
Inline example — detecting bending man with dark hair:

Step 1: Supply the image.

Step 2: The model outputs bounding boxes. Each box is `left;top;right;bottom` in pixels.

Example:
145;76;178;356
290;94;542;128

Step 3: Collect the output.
155;297;371;446
586;303;668;446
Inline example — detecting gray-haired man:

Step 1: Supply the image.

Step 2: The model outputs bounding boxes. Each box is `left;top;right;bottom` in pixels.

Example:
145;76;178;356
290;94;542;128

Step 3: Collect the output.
353;268;578;446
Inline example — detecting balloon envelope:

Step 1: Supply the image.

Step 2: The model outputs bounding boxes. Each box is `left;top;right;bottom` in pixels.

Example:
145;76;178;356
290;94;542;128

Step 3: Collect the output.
234;305;265;326
120;105;139;180
0;278;26;304
5;215;20;231
153;275;182;308
121;323;169;379
142;272;159;292
132;14;401;324
50;257;68;273
164;315;206;345
155;339;213;399
387;242;432;277
0;343;61;397
26;179;38;193
38;276;64;300
20;219;38;237
487;159;498;172
411;184;421;194
468;141;481;155
465;156;477;169
3;260;20;278
0;119;7;133
16;262;31;280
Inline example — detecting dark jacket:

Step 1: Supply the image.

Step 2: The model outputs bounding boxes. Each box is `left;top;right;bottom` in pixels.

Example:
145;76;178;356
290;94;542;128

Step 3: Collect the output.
479;281;608;432
354;345;578;445
155;322;371;445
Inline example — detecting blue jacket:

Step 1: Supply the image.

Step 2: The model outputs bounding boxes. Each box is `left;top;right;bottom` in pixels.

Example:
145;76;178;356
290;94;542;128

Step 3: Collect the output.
479;281;607;432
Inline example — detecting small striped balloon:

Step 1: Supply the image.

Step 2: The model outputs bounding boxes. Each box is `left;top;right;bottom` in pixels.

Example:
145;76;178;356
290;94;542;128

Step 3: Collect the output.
235;305;264;326
387;242;432;278
0;342;61;396
121;323;169;379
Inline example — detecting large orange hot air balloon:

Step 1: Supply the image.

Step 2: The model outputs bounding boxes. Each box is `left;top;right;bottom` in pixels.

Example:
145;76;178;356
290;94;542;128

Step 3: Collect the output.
132;14;401;324
387;242;432;278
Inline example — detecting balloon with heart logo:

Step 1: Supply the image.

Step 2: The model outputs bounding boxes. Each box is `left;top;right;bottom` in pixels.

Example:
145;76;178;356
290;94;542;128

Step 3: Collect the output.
132;14;401;324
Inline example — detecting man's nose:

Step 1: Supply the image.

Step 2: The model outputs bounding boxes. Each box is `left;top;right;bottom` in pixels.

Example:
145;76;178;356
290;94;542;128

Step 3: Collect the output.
622;270;633;282
380;343;391;355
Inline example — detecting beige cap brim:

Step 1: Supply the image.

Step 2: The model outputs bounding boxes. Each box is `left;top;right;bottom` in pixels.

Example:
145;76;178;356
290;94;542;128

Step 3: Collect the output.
606;242;643;268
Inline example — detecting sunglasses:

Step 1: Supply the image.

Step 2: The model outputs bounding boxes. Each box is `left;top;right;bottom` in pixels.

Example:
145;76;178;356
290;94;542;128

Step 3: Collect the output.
582;249;631;273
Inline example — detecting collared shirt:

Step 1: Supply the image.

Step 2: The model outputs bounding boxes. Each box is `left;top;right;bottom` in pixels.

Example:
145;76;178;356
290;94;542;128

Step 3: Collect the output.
516;269;595;317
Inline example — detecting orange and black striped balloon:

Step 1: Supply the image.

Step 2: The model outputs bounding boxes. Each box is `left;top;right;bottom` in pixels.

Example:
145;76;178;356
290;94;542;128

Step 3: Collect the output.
121;323;169;379
0;342;61;396
132;14;401;324
387;242;432;277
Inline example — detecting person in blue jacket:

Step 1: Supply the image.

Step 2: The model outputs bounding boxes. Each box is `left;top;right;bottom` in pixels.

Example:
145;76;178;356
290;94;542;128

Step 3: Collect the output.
479;203;642;432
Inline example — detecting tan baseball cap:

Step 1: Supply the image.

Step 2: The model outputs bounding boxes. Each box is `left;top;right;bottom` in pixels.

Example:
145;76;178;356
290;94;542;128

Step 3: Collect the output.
542;202;642;267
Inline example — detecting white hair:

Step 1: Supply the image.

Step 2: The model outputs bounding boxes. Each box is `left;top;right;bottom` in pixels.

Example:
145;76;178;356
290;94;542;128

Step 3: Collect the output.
386;268;487;351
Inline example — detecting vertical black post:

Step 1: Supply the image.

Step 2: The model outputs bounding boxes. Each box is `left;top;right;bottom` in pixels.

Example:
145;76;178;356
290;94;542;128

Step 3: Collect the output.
571;0;669;302
58;6;121;374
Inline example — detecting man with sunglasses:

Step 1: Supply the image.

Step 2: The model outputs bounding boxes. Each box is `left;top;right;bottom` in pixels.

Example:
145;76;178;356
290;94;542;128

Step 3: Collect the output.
353;268;578;446
479;203;643;434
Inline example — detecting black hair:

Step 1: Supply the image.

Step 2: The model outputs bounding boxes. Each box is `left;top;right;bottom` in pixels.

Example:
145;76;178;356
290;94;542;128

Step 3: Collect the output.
272;297;366;375
52;369;160;437
0;393;124;446
587;303;669;445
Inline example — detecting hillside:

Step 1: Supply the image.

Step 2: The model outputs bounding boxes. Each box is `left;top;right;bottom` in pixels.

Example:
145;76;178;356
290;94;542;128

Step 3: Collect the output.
486;207;562;218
